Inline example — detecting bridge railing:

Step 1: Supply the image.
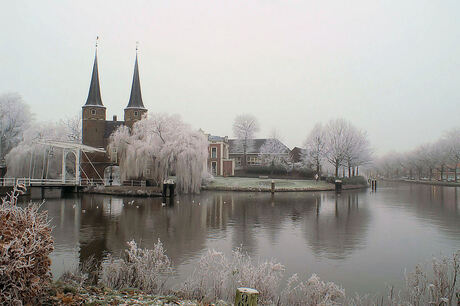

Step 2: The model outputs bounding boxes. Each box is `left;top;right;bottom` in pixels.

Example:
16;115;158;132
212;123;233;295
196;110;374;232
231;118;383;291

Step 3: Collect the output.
0;178;80;187
80;178;105;186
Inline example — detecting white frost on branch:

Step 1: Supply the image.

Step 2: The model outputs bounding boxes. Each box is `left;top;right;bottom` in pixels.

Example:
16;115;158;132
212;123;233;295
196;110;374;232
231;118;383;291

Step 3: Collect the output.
0;93;32;163
259;138;290;168
108;113;208;193
5;118;81;179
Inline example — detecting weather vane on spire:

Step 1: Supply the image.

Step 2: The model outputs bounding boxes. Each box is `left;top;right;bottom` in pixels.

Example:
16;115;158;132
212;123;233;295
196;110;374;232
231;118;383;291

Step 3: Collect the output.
136;41;139;52
96;36;99;49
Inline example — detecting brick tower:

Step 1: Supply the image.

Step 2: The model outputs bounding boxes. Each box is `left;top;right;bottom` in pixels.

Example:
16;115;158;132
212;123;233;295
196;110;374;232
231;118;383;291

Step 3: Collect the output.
81;49;109;181
124;52;147;128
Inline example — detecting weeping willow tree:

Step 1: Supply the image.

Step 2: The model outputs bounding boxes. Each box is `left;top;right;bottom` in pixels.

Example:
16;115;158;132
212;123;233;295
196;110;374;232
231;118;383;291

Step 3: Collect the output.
108;113;208;194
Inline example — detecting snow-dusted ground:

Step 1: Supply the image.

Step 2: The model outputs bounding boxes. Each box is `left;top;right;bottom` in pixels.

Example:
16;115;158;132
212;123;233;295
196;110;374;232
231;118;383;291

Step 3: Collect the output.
203;177;333;191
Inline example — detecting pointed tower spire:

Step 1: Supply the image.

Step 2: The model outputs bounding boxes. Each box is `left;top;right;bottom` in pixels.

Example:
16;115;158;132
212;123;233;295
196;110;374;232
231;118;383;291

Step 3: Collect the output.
84;37;104;107
125;45;145;109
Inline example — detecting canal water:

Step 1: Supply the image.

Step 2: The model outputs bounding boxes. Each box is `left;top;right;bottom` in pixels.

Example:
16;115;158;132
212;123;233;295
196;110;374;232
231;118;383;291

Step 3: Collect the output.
36;181;459;296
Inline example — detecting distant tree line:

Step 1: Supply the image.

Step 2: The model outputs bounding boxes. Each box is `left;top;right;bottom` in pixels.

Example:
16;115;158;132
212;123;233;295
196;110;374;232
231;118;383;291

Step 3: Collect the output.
232;115;372;178
375;127;460;182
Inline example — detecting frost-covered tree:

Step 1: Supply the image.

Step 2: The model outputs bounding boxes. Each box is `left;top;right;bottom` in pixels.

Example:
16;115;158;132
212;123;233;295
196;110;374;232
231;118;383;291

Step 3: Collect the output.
0;93;32;163
344;128;372;177
232;114;259;168
324;119;351;177
322;118;372;177
444;128;460;182
61;115;82;143
259;138;290;169
303;123;326;175
6;121;77;179
108;113;208;193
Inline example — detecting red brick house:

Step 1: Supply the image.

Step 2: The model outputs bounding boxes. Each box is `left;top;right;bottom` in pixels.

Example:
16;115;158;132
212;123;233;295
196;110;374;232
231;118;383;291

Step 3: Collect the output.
205;134;234;177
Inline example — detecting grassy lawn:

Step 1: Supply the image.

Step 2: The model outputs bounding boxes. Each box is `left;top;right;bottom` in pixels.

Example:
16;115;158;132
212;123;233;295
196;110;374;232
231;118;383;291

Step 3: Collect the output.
204;177;332;190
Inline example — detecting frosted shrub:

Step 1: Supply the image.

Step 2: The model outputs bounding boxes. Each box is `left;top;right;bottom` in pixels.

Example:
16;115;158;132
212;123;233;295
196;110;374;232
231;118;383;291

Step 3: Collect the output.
181;248;284;304
281;273;345;306
0;185;54;304
402;251;459;305
227;247;285;304
59;255;98;287
101;239;172;294
181;250;228;302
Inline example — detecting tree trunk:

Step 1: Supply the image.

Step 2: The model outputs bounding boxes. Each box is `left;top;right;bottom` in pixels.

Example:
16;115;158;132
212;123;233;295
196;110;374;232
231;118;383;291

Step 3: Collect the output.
440;165;444;181
316;163;320;176
455;165;458;183
356;167;359;176
348;166;351;178
342;167;345;177
335;163;339;177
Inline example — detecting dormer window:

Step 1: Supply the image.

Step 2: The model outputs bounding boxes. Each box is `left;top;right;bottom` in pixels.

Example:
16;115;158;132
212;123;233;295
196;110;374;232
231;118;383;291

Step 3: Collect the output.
134;111;139;117
91;109;96;115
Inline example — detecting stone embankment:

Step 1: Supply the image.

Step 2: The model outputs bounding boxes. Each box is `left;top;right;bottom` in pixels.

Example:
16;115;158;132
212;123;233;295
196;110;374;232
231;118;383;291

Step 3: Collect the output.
81;185;162;197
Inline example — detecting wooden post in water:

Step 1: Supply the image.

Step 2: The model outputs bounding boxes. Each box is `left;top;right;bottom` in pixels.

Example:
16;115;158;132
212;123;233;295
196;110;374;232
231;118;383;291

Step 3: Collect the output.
271;180;275;194
235;287;259;306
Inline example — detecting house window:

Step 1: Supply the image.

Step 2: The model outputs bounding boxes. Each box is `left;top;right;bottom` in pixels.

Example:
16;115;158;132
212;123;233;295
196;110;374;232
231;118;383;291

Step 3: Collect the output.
211;162;217;176
91;109;96;115
236;157;241;166
247;156;260;166
211;147;217;159
134;111;139;117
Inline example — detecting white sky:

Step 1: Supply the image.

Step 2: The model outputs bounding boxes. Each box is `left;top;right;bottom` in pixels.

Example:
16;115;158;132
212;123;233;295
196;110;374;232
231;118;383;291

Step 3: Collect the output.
1;0;459;155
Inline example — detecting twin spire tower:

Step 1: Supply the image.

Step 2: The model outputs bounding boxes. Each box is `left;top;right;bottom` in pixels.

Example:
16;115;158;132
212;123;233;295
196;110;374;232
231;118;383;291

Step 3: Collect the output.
81;41;148;180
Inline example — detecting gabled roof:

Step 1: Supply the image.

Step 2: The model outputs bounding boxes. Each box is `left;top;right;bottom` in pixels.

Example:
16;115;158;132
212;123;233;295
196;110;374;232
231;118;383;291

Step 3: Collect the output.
84;51;104;107
208;135;228;142
125;53;146;109
104;121;125;139
228;139;290;154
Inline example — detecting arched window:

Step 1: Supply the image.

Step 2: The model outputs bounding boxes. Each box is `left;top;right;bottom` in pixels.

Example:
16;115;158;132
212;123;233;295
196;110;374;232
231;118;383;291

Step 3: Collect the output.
91;109;96;115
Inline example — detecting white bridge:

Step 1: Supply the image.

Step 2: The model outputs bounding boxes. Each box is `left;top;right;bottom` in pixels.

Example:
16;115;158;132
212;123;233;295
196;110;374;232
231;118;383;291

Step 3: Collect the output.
1;140;106;188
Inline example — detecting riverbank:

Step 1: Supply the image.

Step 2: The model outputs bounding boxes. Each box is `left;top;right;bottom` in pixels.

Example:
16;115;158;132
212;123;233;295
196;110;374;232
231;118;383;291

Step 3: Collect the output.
46;282;219;305
202;177;367;192
384;178;460;188
81;185;163;197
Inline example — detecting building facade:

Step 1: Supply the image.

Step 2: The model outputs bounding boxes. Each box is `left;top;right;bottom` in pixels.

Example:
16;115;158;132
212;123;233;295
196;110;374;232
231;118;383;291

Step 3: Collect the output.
205;134;234;177
228;138;290;168
81;49;147;182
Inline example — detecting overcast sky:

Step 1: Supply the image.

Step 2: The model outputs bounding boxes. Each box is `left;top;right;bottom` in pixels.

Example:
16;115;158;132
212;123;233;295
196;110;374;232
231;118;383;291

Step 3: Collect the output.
1;0;459;155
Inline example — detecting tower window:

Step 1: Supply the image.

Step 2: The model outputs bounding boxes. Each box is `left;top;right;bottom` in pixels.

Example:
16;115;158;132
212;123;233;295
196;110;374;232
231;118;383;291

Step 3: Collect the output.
91;109;96;115
134;111;139;117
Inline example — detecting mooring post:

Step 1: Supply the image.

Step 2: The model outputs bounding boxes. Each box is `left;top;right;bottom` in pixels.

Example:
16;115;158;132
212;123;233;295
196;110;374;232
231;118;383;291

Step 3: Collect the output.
335;179;342;193
235;287;259;306
271;180;275;194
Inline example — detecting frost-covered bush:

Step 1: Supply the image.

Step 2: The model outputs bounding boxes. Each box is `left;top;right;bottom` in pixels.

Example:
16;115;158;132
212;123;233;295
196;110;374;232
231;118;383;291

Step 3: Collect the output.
281;273;345;305
181;248;284;304
348;251;460;305
401;251;459;305
59;255;98;287
101;239;172;294
0;185;54;304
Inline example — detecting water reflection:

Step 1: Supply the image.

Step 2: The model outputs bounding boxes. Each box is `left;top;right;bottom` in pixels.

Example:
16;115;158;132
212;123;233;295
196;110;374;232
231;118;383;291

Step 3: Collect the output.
35;182;460;294
304;192;371;259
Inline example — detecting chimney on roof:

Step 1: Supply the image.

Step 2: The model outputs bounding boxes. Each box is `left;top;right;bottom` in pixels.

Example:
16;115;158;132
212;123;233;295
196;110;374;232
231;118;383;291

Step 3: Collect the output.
113;115;117;121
